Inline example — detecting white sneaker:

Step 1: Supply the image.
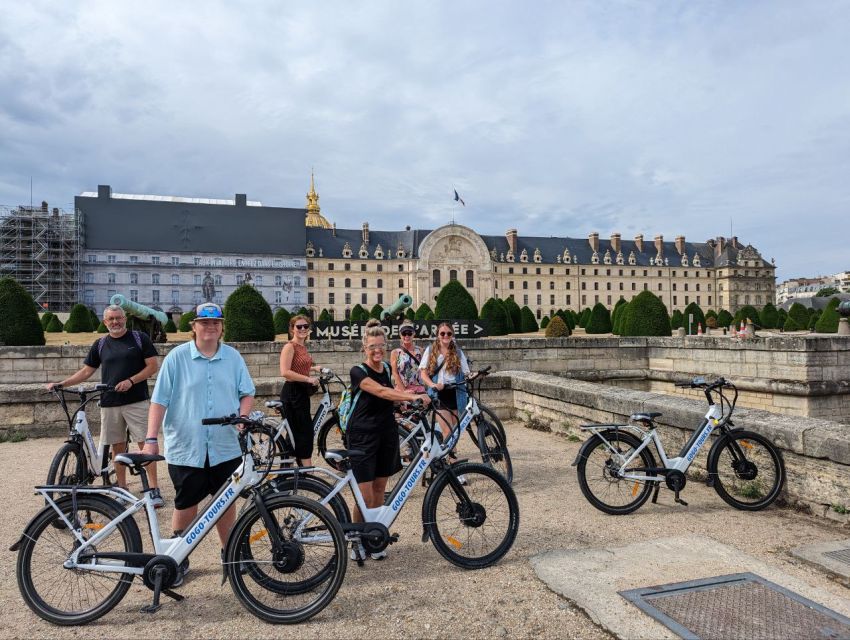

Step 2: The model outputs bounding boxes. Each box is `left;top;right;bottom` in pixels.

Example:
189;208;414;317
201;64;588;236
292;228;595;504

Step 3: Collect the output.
369;550;388;561
350;543;366;562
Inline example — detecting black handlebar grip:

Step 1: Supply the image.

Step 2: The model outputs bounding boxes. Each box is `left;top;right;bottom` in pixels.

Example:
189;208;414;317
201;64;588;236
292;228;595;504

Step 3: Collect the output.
479;366;492;375
201;416;229;425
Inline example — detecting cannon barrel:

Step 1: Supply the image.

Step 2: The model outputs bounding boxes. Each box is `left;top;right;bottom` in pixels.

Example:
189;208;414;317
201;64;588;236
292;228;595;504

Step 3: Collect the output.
380;294;414;320
110;294;169;325
839;301;850;318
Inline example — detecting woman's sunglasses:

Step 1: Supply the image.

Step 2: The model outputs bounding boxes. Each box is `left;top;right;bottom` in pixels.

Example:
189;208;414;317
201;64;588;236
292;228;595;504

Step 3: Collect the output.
295;324;310;330
400;329;414;336
439;331;453;337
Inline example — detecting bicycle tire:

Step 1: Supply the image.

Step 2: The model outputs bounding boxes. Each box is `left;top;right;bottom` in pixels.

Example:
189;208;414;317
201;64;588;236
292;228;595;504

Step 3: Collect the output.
46;441;90;487
316;416;345;461
477;419;513;484
708;429;785;511
479;404;507;445
226;494;347;624
17;494;142;625
264;474;351;524
575;430;657;515
423;462;519;569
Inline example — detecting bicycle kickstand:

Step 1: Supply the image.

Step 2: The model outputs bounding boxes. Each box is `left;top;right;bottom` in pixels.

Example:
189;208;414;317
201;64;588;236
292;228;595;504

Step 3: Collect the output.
650;482;661;504
140;567;184;614
673;490;688;507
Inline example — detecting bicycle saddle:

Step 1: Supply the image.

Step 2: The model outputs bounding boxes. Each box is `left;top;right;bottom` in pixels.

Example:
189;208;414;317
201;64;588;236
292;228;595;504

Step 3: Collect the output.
264;400;283;409
114;453;165;467
630;412;662;422
324;449;366;462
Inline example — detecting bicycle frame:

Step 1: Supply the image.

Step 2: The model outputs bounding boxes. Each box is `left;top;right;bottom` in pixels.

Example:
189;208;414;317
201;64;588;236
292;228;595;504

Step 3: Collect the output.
55;388;112;479
33;452;263;576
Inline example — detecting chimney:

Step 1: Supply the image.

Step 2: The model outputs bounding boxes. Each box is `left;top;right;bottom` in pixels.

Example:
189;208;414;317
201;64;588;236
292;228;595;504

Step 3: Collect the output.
362;222;370;245
41;201;48;213
97;185;112;199
715;236;726;257
654;234;664;256
610;233;621;254
506;228;518;255
588;232;599;254
634;234;644;252
332;222;337;237
730;236;739;249
235;193;247;207
675;235;686;255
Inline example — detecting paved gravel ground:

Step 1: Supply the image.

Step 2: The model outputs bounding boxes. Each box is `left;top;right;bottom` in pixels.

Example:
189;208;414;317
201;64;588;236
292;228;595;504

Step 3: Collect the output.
2;424;847;639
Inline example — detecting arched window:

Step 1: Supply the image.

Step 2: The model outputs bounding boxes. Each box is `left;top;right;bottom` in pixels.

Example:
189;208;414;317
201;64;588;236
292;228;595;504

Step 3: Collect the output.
449;269;458;281
377;278;383;288
466;270;474;288
432;269;440;288
344;278;351;288
398;278;404;288
344;308;351;320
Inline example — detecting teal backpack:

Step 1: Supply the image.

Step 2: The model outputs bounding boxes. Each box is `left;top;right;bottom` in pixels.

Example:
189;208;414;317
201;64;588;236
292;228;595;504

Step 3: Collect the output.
338;362;392;432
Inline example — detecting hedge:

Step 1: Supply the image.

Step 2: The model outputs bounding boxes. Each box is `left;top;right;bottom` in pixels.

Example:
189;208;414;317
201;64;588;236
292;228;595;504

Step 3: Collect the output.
670;310;684;330
318;309;332;322
788;303;809;330
621;291;671;337
545;315;570;337
164;318;177;333
274;308;292;334
0;277;45;346
783;315;801;331
414;303;433;321
716;309;733;328
45;315;64;332
223;285;275;342
682;302;706;335
733;305;761;328
814;298;840;333
503;297;522;332
540;316;550;329
585;302;612;334
613;301;630;335
179;311;196;331
520;305;539;332
369;304;384;320
760;303;779;329
64;303;94;332
96;321;108;333
480;298;510;336
40;312;56;330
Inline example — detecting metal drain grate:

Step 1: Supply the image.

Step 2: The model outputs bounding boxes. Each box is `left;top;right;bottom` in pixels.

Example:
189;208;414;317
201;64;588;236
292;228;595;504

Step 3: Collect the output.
824;548;850;566
620;573;850;640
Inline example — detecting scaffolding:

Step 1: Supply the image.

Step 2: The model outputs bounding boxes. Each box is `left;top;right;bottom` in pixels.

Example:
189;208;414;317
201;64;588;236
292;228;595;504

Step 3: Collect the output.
0;201;83;312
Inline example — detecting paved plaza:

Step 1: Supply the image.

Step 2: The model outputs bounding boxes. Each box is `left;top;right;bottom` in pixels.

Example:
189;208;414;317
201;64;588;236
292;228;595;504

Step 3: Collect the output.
2;422;849;639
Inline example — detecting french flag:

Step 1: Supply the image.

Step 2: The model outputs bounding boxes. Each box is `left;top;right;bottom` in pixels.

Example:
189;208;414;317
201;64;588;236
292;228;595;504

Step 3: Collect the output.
453;189;466;206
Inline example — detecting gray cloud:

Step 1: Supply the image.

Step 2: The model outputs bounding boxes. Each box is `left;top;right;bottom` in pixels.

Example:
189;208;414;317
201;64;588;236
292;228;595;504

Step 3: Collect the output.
1;0;848;281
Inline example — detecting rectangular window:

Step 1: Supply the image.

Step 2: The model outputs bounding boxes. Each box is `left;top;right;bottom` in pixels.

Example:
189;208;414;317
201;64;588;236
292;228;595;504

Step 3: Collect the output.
344;263;351;271
673;283;677;291
109;273;117;284
108;255;116;264
398;264;404;272
172;290;180;304
566;295;571;305
658;283;662;291
256;275;263;286
523;281;528;290
606;282;611;290
152;256;160;265
593;282;598;290
607;295;611;305
84;289;94;304
708;296;712;305
152;290;160;303
632;283;636;290
377;264;383;272
378;293;384;304
88;254;96;263
536;281;541;290
327;263;334;270
236;258;243;267
684;283;688;291
130;289;138;302
274;259;282;268
685;296;689;305
581;295;586;305
361;293;367;304
107;289;116;300
172;256;179;265
508;267;514;274
536;294;541;305
673;295;677;305
523;295;528;305
194;257;201;266
345;293;351;305
236;275;243;285
398;278;404;288
522;267;528;275
619;282;623;290
550;295;555;304
129;256;138;264
361;264;367;272
361;279;367;288
644;283;648;291
85;272;94;283
275;291;282;304
566;282;571;290
549;282;555;290
509;281;514;290
152;273;160;285
329;293;335;304
308;292;314;304
171;274;179;285
275;275;282;286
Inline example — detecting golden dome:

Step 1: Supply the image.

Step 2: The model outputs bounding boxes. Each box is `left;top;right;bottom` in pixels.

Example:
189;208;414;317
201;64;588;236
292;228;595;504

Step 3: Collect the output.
305;170;332;229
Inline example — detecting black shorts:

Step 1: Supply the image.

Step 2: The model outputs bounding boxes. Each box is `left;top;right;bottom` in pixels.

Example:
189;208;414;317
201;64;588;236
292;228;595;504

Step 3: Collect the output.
281;383;314;460
168;455;242;510
346;425;402;484
437;387;458;411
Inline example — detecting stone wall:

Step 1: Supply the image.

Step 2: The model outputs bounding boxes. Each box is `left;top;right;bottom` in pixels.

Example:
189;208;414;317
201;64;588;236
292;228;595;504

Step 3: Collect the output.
481;371;850;520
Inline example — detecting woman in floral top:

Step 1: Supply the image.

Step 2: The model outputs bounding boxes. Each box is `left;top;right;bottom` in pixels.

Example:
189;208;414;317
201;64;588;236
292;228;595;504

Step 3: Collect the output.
391;319;425;393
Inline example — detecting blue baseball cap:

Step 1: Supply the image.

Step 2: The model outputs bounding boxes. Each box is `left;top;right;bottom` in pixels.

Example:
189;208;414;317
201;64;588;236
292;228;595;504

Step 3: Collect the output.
195;303;223;319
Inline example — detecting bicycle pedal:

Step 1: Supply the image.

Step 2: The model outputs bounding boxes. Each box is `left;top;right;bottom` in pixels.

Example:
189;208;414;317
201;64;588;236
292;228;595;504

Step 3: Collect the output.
140;603;162;614
674;496;689;506
389;533;399;544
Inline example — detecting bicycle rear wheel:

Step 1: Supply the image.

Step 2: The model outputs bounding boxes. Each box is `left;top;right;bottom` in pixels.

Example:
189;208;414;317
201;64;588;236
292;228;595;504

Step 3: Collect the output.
575;431;657;515
17;495;142;625
316;416;345;463
226;494;347;624
477;419;513;484
423;462;519;569
708;430;785;510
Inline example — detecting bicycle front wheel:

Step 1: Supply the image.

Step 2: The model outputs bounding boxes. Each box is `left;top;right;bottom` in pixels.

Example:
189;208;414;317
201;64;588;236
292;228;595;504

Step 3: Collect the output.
423;462;519;569
575;431;657;515
46;441;90;487
477;419;513;484
708;430;785;510
17;495;142;625
226;494;347;624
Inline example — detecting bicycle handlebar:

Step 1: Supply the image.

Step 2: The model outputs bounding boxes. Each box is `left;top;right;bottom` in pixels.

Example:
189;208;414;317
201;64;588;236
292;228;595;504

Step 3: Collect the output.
47;383;114;396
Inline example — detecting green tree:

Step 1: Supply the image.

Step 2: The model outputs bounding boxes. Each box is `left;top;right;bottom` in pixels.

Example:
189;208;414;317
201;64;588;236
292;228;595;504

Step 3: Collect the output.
783;315;800;331
499;299;516;333
88;308;99;330
760;303;779;329
777;308;788;326
578;307;591;328
502;296;522;331
318;309;332;322
610;298;627;335
435;280;477;320
404;308;415;321
274;307;292;335
179;310;196;331
733;305;761;328
414;303;433;321
0;278;46;346
45;315;64;333
223;285;275;342
545;315;570;337
788;303;809;330
559;309;576;331
682;302;706;335
670;309;684;330
716;309;733;328
540;316;550;329
808;309;821;330
480;298;510;336
40;312;55;330
816;286;840;297
613;301;630;335
424;309;435;321
621;291;672;337
585;302;612;334
64;303;94;333
296;306;312;319
814;298;841;333
164;318;177;333
96;321;108;333
520;305;539;332
368;304;384;320
350;304;367;322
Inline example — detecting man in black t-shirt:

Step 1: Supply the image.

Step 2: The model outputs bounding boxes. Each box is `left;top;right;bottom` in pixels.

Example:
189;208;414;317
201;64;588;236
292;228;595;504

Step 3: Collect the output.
47;305;160;499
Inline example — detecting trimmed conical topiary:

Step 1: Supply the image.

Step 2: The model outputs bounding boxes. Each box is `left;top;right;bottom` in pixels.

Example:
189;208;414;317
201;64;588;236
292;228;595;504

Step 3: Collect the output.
88;308;99;331
64;303;94;333
223;285;275;341
435;280;478;320
179;310;196;331
480;298;510;336
45;315;64;333
670;309;684;330
520;306;539;332
545;315;570;337
734;305;761;328
783;315;800;331
369;304;383;320
404;308;415;321
540;316;550;329
296;306;312;319
760;303;779;329
40;312;55;330
814;298;841;333
777;308;788;326
682;302;706;335
788;303;808;330
318;308;332;322
716;309;733;328
96;321;108;333
610;299;627;335
414;303;433;321
585;302;612;334
621;291;671;337
578;307;591;328
350;304;367;322
0;278;46;346
274;308;291;334
503;297;521;332
808;309;821;330
613;301;630;335
164;318;177;333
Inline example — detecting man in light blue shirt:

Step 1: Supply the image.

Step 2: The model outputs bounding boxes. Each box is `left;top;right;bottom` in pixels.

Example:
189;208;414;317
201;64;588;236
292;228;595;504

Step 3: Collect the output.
143;303;254;583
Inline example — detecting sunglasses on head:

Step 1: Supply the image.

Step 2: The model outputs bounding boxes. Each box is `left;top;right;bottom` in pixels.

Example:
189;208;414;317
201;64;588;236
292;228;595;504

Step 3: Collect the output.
295;324;310;330
439;331;453;337
196;304;223;319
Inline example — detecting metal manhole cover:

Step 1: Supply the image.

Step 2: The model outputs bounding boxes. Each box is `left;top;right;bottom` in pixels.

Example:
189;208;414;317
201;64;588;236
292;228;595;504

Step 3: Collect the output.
620;573;850;640
824;548;850;566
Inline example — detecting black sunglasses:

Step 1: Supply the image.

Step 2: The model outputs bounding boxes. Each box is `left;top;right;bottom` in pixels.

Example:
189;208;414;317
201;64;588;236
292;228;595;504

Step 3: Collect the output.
439;331;453;337
400;329;414;336
295;324;310;330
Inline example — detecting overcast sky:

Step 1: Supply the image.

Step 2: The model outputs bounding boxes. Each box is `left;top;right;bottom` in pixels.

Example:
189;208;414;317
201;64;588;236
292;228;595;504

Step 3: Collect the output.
2;1;848;282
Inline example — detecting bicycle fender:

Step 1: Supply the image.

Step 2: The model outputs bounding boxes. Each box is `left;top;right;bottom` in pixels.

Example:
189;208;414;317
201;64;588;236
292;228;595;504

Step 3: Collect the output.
705;427;745;474
571;428;622;466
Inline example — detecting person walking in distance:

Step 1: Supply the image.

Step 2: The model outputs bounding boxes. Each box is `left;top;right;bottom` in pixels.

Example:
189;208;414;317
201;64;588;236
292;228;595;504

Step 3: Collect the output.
279;314;323;466
347;319;430;561
143;303;255;585
47;304;161;503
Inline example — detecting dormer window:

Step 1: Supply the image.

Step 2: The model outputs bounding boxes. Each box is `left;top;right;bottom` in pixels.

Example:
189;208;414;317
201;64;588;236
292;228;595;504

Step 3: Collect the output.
500;252;505;262
556;255;562;264
533;248;542;263
342;242;352;258
374;244;384;259
490;247;497;261
591;251;600;265
628;251;636;265
358;243;368;259
616;252;624;265
693;254;701;267
506;250;515;263
306;241;315;258
603;249;612;265
681;254;689;267
519;249;528;263
563;249;571;264
649;257;655;266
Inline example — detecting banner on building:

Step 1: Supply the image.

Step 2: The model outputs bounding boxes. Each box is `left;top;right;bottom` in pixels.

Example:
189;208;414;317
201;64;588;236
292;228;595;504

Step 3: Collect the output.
310;320;490;341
